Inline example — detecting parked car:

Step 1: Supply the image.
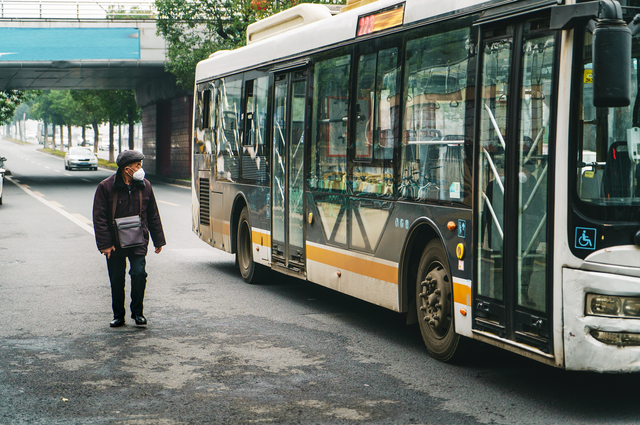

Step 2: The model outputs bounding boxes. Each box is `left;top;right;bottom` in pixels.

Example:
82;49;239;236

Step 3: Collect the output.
65;147;98;171
0;156;6;205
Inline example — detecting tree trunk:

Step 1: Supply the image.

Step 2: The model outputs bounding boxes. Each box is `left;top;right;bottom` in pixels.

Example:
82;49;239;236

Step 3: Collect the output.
52;124;56;149
59;125;64;152
128;114;135;150
92;121;99;154
108;120;115;164
81;126;86;147
18;120;24;142
43;120;49;149
67;124;73;149
118;124;122;154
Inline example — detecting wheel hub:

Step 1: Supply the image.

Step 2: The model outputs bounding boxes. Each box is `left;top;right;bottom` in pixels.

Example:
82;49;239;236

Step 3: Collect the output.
419;265;450;337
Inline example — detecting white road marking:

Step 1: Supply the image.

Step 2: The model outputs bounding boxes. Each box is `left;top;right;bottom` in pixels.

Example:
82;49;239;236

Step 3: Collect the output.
49;201;64;208
81;178;91;183
31;191;45;197
53;170;60;173
158;200;180;207
71;213;92;225
6;177;94;235
64;173;72;176
44;166;50;169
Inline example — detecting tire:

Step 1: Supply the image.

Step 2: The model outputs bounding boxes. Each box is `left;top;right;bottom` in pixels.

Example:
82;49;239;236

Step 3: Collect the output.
236;207;264;284
416;239;465;362
64;164;68;170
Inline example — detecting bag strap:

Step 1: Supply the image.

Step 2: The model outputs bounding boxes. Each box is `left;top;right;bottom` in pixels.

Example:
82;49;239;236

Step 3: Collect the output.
138;189;142;218
111;189;118;222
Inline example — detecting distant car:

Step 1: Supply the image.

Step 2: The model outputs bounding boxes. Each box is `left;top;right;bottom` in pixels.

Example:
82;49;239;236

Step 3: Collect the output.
65;147;98;171
0;156;6;205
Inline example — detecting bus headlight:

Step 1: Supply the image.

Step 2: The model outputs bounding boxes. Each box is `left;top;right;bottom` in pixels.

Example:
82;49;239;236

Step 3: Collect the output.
586;294;640;318
590;330;640;346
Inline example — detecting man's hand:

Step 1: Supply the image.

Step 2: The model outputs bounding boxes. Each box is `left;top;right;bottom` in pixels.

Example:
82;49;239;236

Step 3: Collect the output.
101;246;116;259
155;246;162;254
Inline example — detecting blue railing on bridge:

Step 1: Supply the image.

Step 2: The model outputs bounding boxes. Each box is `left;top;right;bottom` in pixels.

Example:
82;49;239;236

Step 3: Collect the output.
0;1;156;20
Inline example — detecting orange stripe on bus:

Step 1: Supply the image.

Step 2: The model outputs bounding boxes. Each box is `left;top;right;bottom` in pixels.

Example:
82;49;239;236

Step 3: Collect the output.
223;222;230;236
453;281;471;306
306;245;398;285
252;230;271;246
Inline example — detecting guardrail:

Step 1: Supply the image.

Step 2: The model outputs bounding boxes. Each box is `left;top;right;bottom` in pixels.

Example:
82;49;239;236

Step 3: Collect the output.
0;1;156;20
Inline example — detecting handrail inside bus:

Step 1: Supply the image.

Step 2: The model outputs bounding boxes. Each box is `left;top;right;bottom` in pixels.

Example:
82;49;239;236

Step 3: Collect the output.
524;125;546;165
523;163;548;213
481;192;504;240
484;103;506;151
482;148;504;195
522;212;547;260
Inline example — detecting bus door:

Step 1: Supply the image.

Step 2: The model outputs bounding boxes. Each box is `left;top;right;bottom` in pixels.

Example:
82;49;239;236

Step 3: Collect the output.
271;70;308;273
475;16;556;354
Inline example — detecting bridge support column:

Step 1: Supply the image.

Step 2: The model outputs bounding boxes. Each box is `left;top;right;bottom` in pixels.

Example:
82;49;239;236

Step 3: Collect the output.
136;75;193;181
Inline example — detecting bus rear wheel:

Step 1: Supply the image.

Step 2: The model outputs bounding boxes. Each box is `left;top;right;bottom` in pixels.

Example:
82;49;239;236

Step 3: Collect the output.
236;207;263;284
416;240;462;362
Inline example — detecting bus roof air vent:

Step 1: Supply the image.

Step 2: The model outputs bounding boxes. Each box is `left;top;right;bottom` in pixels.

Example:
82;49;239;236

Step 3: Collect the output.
246;4;335;45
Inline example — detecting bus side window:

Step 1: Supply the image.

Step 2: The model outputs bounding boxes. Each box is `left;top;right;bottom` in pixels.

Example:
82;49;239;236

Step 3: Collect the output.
241;76;269;184
202;89;211;130
352;47;398;197
309;54;351;192
217;77;243;182
400;26;470;202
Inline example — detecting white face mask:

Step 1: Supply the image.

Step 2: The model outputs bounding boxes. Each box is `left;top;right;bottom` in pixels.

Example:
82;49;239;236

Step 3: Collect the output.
519;172;528;184
132;168;145;181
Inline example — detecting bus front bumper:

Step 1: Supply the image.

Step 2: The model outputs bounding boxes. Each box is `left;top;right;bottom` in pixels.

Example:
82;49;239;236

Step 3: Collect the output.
563;268;640;372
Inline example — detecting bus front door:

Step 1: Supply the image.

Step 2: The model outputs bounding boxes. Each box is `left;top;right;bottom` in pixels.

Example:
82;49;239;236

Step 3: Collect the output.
271;70;308;273
475;18;555;354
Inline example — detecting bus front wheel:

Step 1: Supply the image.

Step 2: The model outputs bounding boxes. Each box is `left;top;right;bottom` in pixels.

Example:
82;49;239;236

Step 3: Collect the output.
416;239;462;362
236;207;262;284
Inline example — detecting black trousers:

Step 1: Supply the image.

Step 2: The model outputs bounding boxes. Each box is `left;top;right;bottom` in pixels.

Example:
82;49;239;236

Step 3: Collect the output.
106;255;147;319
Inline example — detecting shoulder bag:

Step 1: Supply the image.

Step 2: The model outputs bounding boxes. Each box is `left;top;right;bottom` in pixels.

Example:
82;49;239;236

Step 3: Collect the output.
111;190;145;248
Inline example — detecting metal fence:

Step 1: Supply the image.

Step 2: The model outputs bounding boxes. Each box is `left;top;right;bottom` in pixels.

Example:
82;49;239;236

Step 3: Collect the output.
0;1;156;20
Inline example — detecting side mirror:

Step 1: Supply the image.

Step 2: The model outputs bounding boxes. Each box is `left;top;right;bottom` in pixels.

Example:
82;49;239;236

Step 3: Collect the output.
551;0;632;107
593;0;631;107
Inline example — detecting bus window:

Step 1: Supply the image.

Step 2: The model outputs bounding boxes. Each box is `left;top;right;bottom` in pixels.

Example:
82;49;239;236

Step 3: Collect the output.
401;26;470;202
353;47;398;197
217;77;242;182
201;89;211;130
309;54;351;192
241;76;269;184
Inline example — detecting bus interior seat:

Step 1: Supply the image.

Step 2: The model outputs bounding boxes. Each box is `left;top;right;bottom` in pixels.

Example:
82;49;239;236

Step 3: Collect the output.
603;141;631;198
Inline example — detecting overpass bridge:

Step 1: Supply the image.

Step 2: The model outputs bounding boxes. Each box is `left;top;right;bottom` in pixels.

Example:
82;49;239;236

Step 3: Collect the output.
0;1;193;179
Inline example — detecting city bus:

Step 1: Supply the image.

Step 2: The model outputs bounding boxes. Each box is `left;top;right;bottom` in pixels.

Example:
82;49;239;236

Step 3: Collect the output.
191;0;640;372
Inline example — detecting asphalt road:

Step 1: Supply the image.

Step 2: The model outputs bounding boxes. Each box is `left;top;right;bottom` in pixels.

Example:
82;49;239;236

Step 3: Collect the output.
1;138;639;424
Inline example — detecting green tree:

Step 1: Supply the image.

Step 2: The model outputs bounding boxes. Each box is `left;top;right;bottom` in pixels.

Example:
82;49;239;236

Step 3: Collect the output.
71;91;109;153
1;91;29;127
30;91;55;149
155;0;344;89
96;90;141;163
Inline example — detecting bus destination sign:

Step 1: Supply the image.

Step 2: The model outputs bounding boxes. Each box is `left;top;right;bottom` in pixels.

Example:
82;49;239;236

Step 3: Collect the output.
356;4;404;37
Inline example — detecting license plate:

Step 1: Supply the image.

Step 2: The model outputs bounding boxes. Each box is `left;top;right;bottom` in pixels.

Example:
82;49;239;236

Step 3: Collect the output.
80;162;88;165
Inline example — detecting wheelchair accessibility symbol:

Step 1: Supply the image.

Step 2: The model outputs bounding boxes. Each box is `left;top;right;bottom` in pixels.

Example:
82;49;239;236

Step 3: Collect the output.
575;227;597;250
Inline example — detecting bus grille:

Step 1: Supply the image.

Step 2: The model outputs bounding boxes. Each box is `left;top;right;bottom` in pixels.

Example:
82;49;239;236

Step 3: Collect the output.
199;178;210;226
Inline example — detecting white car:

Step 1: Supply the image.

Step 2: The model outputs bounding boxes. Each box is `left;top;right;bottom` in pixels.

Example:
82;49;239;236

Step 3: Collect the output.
0;156;6;205
65;147;98;171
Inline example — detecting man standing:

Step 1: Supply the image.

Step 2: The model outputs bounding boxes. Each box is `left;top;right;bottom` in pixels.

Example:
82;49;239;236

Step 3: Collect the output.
93;150;166;327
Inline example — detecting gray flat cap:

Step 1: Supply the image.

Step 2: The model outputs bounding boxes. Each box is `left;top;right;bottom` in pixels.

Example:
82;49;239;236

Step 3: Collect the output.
116;150;145;168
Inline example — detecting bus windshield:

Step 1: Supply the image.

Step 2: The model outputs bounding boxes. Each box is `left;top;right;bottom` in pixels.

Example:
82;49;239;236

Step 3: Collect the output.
575;24;640;221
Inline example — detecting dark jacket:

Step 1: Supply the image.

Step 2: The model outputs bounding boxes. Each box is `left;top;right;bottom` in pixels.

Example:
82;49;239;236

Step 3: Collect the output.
93;169;166;256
